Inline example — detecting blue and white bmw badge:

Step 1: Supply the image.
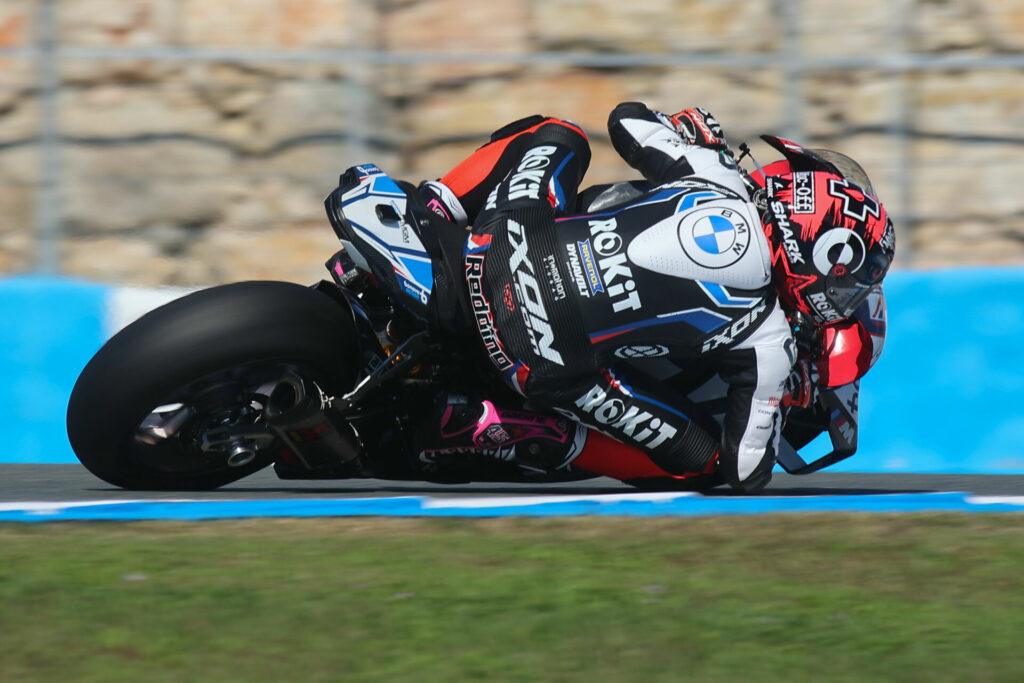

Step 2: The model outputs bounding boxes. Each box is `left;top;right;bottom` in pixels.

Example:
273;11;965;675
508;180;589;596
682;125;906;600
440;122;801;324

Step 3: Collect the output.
678;206;751;269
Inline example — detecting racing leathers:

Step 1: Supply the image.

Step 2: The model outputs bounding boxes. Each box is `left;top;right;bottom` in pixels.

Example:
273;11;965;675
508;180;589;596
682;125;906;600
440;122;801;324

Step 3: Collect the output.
427;103;796;491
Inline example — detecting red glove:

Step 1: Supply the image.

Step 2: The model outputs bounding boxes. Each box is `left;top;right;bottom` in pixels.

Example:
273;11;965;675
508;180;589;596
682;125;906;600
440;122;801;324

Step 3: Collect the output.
783;360;815;409
668;107;727;149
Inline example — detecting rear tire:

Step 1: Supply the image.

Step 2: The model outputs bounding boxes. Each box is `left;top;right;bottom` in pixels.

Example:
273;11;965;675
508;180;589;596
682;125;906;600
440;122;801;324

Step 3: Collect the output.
66;281;359;490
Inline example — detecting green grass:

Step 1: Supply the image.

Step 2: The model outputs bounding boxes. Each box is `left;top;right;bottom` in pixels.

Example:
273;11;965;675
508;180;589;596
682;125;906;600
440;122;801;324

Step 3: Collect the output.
1;514;1023;682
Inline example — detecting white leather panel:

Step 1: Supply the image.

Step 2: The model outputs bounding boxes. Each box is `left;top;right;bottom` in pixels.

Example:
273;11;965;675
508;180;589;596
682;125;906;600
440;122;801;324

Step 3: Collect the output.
627;198;772;290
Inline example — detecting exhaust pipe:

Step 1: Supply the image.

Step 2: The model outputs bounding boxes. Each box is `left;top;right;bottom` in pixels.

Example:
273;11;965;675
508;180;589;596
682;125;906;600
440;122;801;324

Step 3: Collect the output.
227;443;258;468
265;374;361;470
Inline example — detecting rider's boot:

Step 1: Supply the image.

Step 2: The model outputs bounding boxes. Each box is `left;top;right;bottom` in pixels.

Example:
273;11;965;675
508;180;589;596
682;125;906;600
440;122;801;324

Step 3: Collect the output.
420;395;586;472
418;395;723;485
419;180;469;228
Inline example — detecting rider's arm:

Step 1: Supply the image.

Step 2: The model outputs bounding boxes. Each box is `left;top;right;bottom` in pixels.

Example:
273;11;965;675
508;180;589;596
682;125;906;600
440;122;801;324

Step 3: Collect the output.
716;300;797;492
607;101;748;196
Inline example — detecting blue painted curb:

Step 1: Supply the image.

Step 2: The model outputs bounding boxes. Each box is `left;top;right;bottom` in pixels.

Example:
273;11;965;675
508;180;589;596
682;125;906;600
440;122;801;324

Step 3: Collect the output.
2;492;1023;522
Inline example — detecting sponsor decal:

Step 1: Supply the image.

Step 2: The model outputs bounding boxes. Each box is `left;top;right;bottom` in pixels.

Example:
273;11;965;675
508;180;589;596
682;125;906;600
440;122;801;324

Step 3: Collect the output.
700;300;768;353
869;290;886;322
812;227;866;276
465;252;515;372
792;171;815;214
576;239;604;295
770;200;805;265
879;218;895;252
827;177;880;222
543;254;567;301
503;283;515;311
481;423;512;446
426;197;453;222
422;445;516;461
573;384;678;449
507;219;565;366
613;344;671;359
564;243;590;297
833;409;855;444
484;184;500;211
589;218;642;313
677;205;752;269
508;145;558;202
398;276;428;305
356;164;382;177
808;292;842;323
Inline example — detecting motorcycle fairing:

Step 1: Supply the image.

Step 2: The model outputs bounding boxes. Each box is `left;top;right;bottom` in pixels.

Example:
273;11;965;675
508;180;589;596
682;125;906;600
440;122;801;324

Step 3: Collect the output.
658;365;859;475
775;381;859;474
326;165;435;318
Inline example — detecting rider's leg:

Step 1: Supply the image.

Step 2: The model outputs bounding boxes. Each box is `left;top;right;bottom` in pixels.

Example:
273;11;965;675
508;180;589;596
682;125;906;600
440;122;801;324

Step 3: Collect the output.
416;118;599;474
420;115;590;227
418;392;716;482
541;368;722;477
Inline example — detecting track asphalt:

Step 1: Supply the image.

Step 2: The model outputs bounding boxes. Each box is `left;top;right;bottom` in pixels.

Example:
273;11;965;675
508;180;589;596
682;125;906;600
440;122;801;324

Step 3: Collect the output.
3;464;1023;502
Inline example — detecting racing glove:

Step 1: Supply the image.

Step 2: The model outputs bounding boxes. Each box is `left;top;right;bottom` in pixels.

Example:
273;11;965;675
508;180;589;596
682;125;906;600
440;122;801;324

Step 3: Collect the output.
783;359;816;410
668;107;728;150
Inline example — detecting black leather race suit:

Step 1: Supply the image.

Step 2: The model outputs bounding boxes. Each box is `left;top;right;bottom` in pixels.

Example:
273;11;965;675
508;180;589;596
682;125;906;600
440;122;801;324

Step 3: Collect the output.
457;103;796;491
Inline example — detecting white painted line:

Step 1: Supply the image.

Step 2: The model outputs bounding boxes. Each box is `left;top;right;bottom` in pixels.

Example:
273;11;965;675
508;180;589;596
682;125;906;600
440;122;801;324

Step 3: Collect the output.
965;496;1024;506
421;491;698;509
0;499;197;514
105;286;196;336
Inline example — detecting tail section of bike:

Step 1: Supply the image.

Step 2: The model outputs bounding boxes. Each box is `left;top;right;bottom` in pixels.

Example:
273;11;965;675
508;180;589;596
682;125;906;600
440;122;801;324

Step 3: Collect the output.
324;164;437;321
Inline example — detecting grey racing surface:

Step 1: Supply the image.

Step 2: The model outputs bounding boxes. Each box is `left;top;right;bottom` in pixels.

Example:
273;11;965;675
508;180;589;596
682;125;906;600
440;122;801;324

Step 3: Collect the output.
2;464;1022;502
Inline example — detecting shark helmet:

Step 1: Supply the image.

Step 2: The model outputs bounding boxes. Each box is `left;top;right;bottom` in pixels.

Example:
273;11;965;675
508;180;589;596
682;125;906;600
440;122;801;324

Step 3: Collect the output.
757;136;896;325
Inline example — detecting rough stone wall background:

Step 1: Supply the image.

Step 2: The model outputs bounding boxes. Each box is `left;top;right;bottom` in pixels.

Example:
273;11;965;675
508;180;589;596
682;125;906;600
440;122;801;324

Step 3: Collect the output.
1;0;1023;286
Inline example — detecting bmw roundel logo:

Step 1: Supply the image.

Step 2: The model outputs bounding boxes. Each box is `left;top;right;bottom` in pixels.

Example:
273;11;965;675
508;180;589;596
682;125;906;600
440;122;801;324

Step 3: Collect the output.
678;206;751;268
693;215;737;254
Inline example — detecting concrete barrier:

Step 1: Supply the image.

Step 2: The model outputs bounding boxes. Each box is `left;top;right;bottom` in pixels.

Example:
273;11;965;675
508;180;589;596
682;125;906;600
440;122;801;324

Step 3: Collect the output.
3;269;1023;472
843;268;1024;474
1;276;191;464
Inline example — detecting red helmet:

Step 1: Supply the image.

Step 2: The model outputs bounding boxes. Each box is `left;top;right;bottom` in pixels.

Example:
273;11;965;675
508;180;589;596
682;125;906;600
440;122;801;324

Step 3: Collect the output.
754;137;896;325
814;285;887;386
784;284;886;407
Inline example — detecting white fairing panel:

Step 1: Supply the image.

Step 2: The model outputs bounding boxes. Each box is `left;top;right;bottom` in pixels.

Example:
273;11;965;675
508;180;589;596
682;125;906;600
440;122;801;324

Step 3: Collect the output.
340;164;435;307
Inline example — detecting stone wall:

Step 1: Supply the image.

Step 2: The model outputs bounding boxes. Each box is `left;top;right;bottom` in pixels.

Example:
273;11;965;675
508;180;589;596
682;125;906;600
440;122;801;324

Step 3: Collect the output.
1;0;1023;285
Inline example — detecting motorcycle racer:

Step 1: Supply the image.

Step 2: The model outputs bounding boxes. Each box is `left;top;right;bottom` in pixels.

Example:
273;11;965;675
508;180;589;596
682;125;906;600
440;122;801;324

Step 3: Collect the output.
418;102;895;492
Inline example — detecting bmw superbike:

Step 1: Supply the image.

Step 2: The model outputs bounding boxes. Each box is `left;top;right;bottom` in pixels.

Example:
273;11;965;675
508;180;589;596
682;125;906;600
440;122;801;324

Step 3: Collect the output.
66;164;875;491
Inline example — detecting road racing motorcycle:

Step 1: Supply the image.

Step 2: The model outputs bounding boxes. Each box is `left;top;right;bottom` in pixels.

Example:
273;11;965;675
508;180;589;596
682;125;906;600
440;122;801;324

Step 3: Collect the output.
66;162;884;491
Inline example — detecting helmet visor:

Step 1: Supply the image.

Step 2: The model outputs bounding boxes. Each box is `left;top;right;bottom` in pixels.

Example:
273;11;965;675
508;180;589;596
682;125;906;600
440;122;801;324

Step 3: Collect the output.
824;250;891;318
